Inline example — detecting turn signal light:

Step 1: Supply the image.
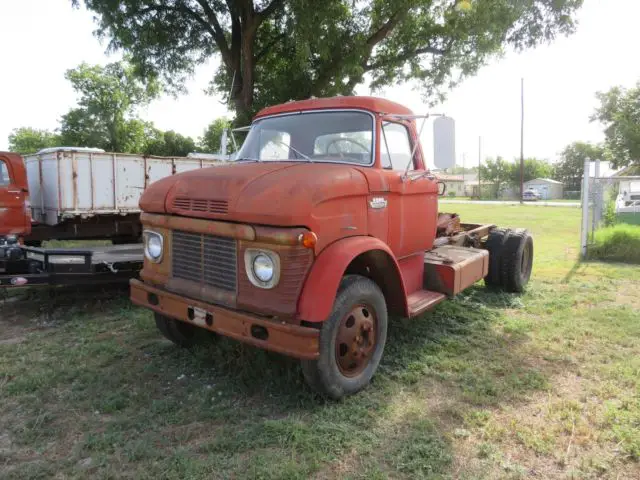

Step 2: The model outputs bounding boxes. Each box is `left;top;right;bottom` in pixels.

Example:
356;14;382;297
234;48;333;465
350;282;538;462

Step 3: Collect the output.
299;231;318;249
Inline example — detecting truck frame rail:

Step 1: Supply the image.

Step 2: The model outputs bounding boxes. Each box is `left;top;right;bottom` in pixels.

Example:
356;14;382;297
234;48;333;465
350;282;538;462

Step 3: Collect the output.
0;244;143;288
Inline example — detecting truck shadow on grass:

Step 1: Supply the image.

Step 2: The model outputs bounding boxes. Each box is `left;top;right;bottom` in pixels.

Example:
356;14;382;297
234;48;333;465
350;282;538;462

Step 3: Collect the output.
0;284;551;479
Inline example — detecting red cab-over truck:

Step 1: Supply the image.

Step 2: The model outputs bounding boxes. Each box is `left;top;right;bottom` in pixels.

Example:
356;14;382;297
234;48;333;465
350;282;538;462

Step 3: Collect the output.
131;96;534;399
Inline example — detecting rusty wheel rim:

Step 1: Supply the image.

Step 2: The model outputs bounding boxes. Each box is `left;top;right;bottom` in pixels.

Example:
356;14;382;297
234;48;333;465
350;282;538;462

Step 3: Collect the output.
335;304;377;377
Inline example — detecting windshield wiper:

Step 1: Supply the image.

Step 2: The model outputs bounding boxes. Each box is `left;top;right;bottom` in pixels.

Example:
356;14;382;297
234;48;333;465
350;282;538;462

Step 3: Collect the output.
271;139;312;161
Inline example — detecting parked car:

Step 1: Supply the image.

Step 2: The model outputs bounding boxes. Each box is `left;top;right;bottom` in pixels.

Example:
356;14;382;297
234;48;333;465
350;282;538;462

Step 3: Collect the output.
523;188;541;201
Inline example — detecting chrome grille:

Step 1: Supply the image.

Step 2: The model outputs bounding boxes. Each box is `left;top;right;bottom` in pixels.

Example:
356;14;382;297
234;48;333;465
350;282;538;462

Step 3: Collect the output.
172;231;237;291
173;197;229;214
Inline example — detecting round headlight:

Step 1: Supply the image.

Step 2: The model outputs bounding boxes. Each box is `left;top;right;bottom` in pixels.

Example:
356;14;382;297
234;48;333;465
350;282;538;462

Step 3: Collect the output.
145;232;163;262
252;253;274;282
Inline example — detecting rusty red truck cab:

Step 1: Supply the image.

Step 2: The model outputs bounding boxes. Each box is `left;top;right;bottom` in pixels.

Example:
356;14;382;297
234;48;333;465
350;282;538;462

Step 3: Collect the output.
131;96;533;399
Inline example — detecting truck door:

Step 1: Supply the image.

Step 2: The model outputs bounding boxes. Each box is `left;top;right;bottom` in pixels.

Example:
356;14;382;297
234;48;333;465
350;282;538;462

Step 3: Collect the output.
0;154;29;237
378;120;438;257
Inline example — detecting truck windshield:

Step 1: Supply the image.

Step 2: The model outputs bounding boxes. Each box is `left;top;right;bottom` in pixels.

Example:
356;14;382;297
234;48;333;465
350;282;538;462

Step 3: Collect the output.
236;111;373;165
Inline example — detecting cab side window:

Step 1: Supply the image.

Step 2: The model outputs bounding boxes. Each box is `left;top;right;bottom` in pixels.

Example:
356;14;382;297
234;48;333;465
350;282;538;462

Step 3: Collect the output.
0;160;10;186
381;122;415;172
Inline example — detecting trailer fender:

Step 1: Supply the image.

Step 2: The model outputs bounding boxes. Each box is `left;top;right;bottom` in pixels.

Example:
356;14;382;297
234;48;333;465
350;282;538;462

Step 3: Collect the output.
297;236;408;323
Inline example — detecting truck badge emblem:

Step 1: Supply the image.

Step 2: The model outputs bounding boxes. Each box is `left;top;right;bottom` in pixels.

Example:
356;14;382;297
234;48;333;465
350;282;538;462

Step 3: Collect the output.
369;197;387;209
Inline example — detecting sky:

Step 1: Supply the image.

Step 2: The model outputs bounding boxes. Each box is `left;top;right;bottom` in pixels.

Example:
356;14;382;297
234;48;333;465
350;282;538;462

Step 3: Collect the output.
1;0;639;167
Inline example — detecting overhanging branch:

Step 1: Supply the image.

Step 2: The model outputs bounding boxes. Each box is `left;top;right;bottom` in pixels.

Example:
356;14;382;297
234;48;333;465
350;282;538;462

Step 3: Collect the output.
365;45;448;72
193;0;233;66
257;0;286;19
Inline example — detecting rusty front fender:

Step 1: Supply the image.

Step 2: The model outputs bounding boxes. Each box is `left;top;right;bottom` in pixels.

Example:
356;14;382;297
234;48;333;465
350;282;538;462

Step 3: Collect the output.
297;236;408;323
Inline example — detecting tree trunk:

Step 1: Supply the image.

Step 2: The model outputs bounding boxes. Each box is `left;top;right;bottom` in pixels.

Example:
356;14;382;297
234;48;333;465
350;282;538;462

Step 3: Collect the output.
231;21;257;125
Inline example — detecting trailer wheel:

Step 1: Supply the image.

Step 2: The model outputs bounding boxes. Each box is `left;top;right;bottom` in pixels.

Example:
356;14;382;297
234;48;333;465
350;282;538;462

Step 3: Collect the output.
155;313;203;348
300;275;388;400
484;228;510;287
499;229;534;293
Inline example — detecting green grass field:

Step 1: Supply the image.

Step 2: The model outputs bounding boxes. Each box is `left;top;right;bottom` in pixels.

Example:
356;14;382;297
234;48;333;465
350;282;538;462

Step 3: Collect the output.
1;205;639;479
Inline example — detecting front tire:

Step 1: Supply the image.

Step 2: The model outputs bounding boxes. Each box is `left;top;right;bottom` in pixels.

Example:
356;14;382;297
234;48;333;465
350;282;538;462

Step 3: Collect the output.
155;313;201;348
301;275;388;400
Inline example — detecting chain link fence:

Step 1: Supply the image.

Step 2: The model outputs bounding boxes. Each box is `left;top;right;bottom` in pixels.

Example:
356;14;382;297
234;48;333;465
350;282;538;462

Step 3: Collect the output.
581;158;640;258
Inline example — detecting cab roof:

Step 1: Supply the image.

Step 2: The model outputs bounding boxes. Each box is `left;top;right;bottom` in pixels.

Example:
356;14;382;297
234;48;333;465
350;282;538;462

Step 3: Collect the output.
254;95;414;119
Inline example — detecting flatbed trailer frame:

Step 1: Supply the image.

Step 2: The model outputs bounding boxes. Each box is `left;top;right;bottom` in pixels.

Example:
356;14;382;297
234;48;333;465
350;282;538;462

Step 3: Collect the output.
0;244;143;288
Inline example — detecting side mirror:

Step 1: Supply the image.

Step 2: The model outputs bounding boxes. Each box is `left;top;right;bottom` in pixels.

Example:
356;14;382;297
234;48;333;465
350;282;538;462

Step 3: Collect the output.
433;116;456;170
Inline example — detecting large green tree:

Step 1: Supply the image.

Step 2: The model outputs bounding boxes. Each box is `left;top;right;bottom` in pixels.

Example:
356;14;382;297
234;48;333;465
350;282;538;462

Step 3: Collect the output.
8;127;60;154
592;82;640;168
59;61;160;151
75;0;583;122
554;142;603;191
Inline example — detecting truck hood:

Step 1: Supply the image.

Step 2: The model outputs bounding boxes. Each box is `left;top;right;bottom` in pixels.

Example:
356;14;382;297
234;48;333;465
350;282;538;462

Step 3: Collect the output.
139;161;370;227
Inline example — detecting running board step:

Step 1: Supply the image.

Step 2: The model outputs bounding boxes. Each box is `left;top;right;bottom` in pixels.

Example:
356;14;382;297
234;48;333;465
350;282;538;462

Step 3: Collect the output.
407;290;447;317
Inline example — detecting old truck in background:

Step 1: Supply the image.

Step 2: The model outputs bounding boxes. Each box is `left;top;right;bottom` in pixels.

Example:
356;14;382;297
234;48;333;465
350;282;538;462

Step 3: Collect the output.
131;96;534;399
0;148;228;287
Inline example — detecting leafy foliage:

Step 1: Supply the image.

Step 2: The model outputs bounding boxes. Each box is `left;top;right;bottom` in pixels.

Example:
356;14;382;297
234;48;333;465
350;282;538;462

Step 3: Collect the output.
145;130;198;157
6;60;228;157
479;156;512;198
554;142;604;191
480;156;552;198
8;127;60;154
592;82;640;168
200;118;232;153
59;62;160;152
509;157;553;186
75;0;583;121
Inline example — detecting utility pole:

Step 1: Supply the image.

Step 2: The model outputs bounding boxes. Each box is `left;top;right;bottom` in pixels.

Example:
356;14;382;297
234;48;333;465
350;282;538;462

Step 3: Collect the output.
478;136;482;199
520;77;525;204
462;153;466;197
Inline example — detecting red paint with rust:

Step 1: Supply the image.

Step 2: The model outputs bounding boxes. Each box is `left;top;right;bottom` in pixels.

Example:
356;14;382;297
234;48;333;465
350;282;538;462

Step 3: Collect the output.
0;152;30;238
297;235;408;322
134;96;451;357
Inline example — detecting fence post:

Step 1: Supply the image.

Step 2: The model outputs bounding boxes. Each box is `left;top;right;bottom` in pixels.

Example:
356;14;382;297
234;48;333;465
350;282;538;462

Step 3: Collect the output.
593;158;601;232
581;158;590;258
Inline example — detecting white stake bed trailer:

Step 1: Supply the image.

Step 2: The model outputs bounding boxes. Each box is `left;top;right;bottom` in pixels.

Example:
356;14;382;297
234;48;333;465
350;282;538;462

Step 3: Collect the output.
1;148;229;288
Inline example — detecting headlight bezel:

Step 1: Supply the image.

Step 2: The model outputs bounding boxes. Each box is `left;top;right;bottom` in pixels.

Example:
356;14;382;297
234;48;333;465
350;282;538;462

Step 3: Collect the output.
143;230;164;263
244;248;280;289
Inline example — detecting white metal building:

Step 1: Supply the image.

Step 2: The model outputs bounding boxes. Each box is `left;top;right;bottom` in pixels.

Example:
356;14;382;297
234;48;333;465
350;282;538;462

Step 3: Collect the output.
523;178;564;200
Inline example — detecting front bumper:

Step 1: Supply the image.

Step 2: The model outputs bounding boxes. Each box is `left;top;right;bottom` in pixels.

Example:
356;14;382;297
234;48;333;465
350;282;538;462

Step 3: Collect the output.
130;279;320;360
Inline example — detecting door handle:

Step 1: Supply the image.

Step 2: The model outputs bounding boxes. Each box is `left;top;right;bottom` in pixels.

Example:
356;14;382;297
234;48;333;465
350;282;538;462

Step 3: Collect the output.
8;190;22;194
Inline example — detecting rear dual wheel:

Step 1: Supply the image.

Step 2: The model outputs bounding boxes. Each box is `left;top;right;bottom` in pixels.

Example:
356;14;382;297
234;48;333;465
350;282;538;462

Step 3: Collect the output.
484;228;533;293
301;275;388;400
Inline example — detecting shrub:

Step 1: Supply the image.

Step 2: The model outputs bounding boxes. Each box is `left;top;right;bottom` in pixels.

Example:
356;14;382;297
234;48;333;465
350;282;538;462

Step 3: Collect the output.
603;197;617;227
587;224;640;264
447;191;456;198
